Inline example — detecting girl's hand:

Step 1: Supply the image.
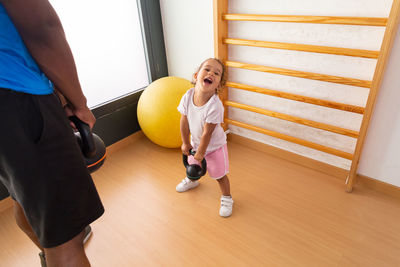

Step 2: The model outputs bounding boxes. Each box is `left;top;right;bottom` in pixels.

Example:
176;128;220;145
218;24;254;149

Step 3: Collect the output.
181;143;192;155
194;151;205;162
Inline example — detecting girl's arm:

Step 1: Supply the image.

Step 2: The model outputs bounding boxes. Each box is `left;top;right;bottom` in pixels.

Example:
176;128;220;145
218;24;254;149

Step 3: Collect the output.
180;115;192;155
194;123;217;162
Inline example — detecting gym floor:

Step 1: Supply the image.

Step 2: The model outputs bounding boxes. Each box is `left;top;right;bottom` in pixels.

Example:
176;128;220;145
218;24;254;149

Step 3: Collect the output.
1;132;400;266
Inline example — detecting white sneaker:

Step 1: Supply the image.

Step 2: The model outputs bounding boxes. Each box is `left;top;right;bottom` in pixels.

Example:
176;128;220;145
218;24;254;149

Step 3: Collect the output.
219;196;233;217
176;177;199;192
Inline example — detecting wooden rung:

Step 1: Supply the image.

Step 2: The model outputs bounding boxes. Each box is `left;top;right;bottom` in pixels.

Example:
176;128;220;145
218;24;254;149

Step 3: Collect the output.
226;81;365;114
226;61;372;88
225;100;359;138
226;118;354;160
222;14;387;26
224;38;379;59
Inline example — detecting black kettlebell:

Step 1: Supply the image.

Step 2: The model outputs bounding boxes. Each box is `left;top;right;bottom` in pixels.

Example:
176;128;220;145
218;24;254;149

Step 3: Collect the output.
182;150;207;180
69;116;107;173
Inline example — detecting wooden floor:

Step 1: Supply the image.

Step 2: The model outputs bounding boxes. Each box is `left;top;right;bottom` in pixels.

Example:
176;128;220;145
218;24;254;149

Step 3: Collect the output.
1;133;400;267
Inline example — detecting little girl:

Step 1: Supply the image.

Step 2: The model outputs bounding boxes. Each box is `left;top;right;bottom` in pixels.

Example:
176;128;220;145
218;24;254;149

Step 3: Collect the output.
176;58;233;217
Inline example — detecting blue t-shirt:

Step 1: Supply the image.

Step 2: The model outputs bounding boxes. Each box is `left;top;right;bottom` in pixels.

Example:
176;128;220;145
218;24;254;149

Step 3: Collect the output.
0;4;53;95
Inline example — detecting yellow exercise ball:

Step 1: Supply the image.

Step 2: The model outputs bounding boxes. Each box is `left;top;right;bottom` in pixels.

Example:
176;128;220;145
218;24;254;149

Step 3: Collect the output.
137;76;192;148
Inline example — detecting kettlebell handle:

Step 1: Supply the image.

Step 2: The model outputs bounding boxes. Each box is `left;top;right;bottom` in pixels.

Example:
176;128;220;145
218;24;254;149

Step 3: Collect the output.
182;149;196;168
69;116;96;158
182;149;207;176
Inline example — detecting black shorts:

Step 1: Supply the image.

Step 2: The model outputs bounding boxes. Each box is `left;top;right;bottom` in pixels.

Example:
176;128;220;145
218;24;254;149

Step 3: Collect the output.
0;88;104;248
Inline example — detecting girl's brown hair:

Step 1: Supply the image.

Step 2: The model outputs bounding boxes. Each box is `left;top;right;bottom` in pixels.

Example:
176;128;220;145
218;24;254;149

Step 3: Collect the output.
192;58;227;91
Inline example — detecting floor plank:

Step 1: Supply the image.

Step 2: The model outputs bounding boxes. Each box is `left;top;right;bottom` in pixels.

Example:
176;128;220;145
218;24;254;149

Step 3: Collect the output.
1;134;399;266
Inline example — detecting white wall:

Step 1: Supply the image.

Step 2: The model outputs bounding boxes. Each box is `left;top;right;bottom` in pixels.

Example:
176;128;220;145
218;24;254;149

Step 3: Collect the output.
159;0;214;80
160;0;400;187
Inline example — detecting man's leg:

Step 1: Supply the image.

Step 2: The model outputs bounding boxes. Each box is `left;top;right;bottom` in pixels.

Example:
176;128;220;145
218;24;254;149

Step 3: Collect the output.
44;230;90;267
13;200;43;250
14;200;91;267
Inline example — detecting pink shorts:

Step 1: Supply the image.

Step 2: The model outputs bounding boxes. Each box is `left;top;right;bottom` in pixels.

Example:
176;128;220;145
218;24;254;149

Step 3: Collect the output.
188;144;229;179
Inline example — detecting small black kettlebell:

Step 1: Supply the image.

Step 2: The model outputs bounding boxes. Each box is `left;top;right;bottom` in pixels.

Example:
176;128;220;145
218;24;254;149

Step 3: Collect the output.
69;116;107;173
182;150;207;180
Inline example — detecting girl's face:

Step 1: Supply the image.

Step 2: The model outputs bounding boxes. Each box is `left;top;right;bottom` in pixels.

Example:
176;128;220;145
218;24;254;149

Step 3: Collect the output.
194;59;223;93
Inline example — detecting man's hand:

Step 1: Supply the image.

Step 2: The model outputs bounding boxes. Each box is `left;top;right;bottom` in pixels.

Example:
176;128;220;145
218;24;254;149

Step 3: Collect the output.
56;89;95;129
73;106;96;129
66;105;96;130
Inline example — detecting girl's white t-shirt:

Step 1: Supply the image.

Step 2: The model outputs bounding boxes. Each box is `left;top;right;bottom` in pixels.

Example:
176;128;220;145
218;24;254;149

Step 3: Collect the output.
177;88;227;153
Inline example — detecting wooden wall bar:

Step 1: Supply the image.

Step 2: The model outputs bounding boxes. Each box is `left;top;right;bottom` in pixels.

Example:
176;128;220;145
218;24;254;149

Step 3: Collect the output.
224;38;379;59
214;0;400;191
223;14;387;26
225;100;359;138
226;119;354;160
346;0;400;192
226;61;372;88
226;82;365;114
213;0;229;130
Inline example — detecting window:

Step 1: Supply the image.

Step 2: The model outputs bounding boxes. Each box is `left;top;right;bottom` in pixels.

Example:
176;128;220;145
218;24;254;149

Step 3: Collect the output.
50;0;149;108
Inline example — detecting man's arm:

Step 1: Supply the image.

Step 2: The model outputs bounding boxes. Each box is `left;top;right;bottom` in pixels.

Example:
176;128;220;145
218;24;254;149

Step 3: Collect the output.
1;0;95;128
